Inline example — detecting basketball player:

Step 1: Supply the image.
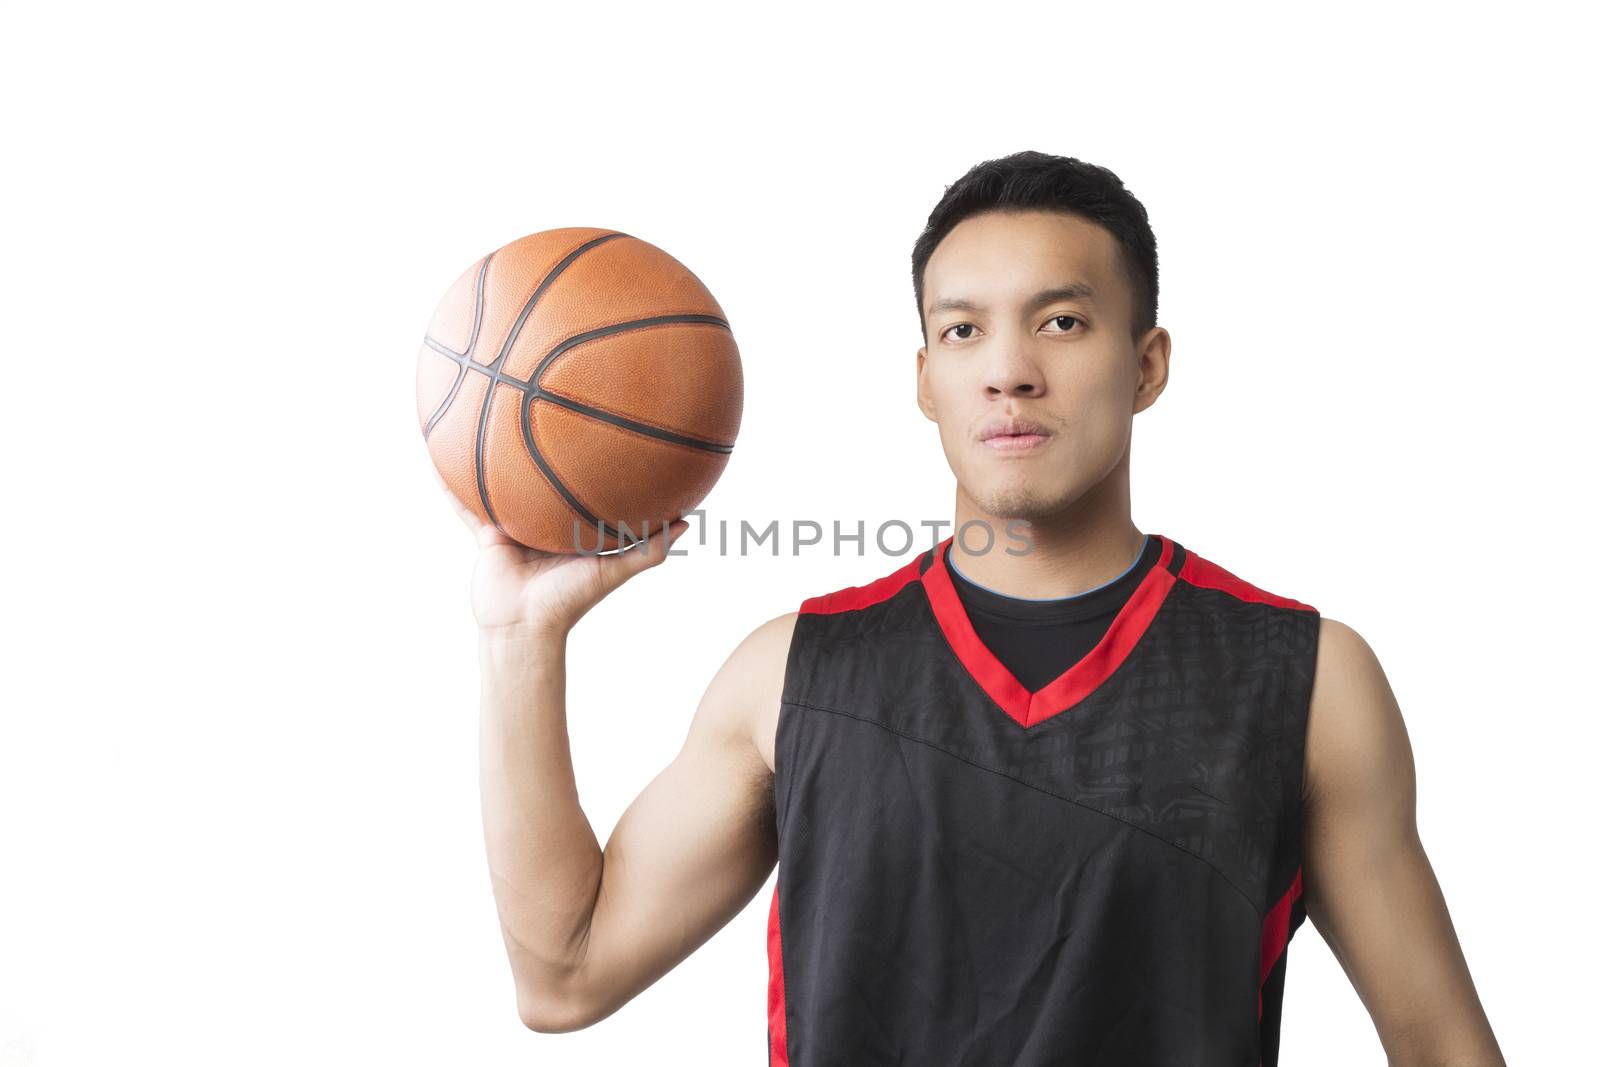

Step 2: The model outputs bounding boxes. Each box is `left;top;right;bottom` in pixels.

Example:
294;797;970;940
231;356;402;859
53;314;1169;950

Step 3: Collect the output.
445;152;1506;1065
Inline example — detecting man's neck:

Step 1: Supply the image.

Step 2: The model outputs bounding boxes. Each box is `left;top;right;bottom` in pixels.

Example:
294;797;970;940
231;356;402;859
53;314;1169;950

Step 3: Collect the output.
947;481;1145;601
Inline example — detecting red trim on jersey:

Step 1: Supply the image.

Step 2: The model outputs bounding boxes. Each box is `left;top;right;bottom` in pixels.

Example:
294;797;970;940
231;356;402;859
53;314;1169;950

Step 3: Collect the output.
767;884;790;1065
920;534;1178;729
1178;551;1316;613
799;552;927;615
1258;865;1304;1018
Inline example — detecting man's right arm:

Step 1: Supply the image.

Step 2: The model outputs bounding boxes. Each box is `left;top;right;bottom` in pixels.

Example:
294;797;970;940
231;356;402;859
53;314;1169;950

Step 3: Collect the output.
439;479;795;1032
482;609;792;1032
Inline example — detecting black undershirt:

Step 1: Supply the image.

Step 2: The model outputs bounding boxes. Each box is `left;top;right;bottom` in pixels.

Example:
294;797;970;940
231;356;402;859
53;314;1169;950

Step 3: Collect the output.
945;534;1162;692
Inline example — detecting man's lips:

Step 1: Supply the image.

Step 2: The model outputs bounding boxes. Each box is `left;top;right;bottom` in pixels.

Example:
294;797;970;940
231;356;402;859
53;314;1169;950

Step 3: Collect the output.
979;417;1054;452
983;431;1051;452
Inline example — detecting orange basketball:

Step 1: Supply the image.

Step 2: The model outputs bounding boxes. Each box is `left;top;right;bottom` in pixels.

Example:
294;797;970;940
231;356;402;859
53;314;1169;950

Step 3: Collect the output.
416;228;743;553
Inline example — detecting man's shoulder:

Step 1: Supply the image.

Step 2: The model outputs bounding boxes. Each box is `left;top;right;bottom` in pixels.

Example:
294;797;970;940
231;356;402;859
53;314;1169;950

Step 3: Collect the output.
1302;614;1411;812
725;611;799;777
720;611;799;701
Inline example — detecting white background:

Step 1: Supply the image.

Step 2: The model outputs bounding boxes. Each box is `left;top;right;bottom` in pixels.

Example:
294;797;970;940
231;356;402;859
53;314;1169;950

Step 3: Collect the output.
2;2;1594;1063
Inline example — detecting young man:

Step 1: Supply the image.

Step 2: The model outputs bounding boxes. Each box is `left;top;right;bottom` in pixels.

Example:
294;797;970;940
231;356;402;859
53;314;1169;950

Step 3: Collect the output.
447;152;1505;1065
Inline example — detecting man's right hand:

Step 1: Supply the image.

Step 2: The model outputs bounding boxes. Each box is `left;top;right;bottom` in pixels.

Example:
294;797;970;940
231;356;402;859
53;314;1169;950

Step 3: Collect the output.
435;469;690;635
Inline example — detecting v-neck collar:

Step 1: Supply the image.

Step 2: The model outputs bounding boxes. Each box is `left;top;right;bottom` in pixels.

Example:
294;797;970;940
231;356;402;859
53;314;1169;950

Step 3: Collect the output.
920;533;1182;729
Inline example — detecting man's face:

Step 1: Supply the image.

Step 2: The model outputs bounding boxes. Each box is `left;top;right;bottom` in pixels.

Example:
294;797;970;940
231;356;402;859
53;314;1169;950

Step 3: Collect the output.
916;209;1168;525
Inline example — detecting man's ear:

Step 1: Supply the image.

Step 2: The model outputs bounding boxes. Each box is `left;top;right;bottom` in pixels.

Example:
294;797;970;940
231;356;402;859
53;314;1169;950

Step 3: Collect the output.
1132;327;1172;415
916;346;937;421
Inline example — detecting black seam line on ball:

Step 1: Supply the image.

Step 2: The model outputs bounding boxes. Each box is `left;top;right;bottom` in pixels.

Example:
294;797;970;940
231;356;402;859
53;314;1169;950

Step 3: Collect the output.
472;232;630;532
519;388;617;542
528;312;731;383
428;312;732;396
421;254;493;439
537;390;734;453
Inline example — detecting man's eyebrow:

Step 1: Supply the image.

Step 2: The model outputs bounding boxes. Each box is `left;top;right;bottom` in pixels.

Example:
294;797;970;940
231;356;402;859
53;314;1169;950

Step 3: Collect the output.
925;283;1097;318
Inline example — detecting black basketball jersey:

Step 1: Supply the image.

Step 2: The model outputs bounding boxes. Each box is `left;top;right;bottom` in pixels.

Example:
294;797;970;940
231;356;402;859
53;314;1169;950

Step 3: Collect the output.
766;534;1320;1067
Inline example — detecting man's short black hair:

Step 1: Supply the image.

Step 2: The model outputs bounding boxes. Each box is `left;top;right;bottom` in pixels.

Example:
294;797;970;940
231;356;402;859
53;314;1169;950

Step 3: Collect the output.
911;151;1159;343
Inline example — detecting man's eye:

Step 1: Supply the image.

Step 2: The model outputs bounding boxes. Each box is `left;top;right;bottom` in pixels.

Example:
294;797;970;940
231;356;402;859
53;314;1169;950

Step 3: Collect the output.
941;317;1079;342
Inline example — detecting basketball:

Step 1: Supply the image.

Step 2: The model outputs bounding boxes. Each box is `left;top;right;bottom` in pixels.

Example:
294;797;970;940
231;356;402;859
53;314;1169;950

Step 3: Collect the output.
416;228;743;553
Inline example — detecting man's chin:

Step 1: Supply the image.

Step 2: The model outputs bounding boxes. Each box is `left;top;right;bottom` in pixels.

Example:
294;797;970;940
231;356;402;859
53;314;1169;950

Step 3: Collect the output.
971;488;1071;525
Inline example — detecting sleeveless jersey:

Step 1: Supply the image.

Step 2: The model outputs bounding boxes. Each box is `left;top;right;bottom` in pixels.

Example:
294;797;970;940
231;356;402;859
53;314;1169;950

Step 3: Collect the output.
766;533;1320;1067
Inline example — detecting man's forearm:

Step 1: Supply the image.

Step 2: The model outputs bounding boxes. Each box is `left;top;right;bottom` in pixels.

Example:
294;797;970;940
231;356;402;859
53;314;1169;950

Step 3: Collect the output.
477;626;602;1013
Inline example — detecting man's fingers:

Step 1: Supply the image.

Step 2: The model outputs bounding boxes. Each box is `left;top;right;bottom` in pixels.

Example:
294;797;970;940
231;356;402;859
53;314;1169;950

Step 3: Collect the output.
597;519;688;585
638;519;689;559
623;519;689;568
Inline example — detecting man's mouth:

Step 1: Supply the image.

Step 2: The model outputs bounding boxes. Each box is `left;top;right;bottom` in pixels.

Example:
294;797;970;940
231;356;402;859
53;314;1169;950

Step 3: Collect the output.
979;417;1053;452
984;432;1050;452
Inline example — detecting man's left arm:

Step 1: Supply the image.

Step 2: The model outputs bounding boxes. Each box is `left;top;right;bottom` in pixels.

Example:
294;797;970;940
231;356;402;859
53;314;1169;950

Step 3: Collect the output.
1300;617;1506;1066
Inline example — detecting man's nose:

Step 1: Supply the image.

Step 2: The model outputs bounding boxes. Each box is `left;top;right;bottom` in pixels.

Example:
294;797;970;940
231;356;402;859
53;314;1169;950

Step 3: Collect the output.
983;347;1043;398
